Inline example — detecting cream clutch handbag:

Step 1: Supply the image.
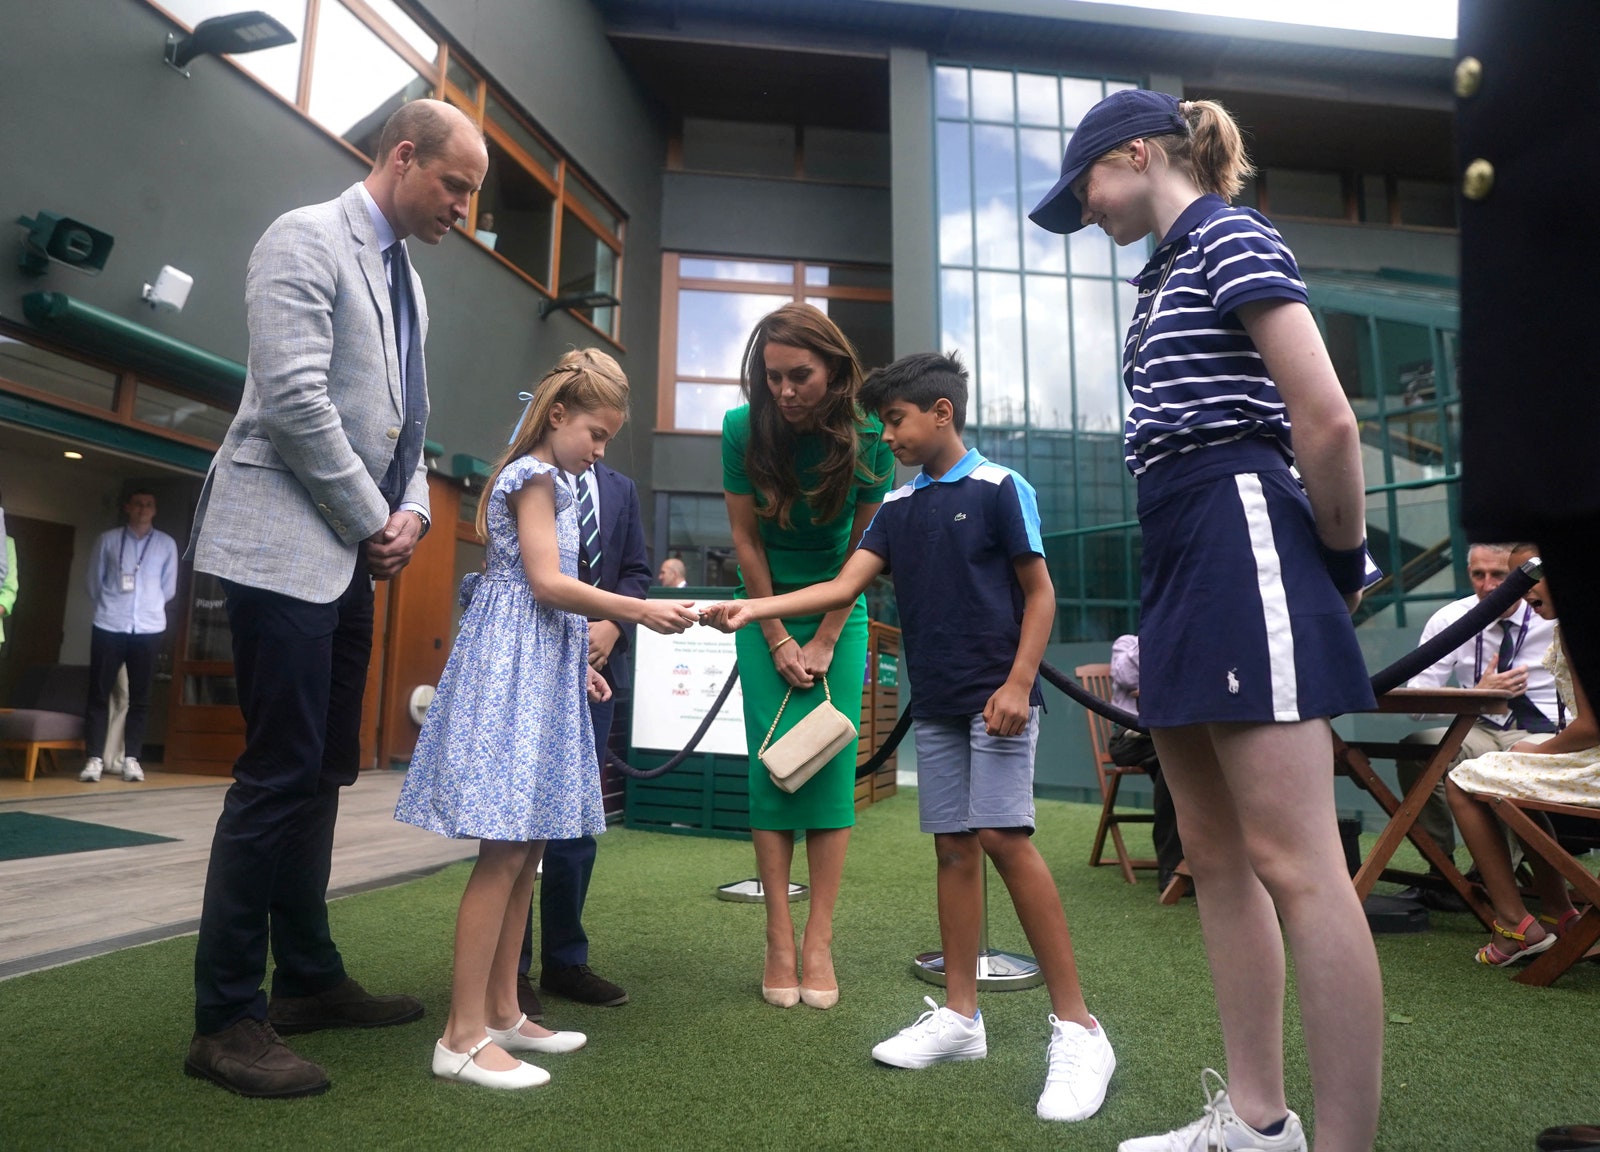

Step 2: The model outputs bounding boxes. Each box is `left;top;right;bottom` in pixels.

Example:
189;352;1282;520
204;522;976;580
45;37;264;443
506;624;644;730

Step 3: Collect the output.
758;675;858;794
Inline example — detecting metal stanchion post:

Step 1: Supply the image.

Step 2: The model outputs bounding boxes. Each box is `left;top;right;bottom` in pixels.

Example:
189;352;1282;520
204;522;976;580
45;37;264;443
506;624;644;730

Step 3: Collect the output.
913;858;1042;990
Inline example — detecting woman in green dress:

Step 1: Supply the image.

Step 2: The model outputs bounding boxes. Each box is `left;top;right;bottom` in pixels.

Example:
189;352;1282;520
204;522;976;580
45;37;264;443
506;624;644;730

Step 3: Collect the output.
722;303;894;1010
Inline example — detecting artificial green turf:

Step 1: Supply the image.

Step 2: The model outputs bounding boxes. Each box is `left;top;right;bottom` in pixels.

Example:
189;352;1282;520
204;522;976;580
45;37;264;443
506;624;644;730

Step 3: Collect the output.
1;791;1594;1151
0;812;175;861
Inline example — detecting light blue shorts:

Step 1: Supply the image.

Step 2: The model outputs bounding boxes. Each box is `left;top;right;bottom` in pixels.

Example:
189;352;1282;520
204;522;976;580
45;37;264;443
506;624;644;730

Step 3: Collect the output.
914;708;1040;834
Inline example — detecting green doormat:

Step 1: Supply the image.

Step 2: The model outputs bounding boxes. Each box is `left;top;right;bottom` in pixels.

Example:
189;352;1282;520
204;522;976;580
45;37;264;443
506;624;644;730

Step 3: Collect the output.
0;812;176;861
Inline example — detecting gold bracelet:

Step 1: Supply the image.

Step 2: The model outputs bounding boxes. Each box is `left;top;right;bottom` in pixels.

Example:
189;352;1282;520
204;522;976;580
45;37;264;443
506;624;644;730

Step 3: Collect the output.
769;634;796;654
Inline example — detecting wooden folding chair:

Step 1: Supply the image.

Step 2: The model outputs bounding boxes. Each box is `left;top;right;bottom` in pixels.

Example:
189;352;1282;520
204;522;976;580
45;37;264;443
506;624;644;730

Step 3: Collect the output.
1481;795;1600;987
1075;663;1158;884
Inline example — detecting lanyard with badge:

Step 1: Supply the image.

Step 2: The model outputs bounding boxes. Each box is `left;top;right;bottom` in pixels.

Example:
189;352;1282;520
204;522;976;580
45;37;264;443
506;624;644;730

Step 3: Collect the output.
118;527;155;593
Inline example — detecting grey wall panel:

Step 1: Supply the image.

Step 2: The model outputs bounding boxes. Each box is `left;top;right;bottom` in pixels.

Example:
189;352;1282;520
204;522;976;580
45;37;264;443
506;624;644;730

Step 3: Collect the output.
889;46;936;359
650;431;725;493
661;173;892;265
1276;220;1458;279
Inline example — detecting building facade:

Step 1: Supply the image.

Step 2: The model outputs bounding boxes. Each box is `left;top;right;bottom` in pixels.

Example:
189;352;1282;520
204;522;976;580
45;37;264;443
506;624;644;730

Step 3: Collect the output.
1;0;1461;800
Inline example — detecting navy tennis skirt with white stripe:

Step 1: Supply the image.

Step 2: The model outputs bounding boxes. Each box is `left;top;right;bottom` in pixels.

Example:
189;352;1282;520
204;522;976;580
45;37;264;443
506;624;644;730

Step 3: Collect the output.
1135;439;1376;727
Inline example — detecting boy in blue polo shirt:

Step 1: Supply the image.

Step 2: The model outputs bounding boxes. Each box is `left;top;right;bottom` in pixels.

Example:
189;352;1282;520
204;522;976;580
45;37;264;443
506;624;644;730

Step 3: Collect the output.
701;351;1113;1123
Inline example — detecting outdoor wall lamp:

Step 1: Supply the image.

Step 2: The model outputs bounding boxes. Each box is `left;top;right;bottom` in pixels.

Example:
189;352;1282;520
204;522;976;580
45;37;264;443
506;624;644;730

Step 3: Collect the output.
538;291;620;319
164;11;296;77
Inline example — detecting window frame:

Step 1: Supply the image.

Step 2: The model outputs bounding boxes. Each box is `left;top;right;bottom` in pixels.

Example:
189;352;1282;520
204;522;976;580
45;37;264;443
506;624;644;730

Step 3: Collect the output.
655;253;893;434
143;0;628;347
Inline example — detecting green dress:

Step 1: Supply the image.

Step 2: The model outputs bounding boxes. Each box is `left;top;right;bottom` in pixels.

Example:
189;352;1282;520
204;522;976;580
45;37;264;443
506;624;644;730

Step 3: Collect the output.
722;405;896;831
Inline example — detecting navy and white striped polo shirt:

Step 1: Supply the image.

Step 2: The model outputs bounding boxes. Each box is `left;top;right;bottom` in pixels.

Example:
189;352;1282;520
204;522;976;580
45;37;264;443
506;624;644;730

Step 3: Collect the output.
1122;193;1308;477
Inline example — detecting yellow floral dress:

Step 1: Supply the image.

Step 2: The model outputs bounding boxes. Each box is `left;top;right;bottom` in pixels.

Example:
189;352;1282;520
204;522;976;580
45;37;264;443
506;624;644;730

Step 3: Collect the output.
1451;627;1600;805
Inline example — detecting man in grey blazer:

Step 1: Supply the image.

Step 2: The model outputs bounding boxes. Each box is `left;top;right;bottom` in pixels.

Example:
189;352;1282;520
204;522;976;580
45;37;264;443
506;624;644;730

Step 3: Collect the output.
186;100;486;1098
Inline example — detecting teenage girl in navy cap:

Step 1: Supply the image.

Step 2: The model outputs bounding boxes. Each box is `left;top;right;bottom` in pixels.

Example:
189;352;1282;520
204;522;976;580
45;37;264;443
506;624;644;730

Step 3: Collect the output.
1033;90;1381;1152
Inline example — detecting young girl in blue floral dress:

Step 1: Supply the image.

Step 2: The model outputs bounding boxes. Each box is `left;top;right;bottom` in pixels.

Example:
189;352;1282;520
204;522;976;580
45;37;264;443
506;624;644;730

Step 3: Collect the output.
395;349;698;1090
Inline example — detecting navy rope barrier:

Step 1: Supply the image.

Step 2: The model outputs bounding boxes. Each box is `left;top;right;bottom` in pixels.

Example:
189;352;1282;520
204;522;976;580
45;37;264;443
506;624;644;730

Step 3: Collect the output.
607;560;1543;780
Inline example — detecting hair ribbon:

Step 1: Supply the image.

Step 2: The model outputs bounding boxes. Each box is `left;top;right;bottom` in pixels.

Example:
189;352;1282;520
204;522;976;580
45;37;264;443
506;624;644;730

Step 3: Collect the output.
509;390;534;445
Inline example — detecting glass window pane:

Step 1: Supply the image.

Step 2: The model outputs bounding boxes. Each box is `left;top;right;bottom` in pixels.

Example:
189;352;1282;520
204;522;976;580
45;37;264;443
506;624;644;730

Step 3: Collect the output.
160;0;305;102
804;265;892;291
1397;179;1456;228
1360;173;1389;223
1016;72;1060;127
1024;275;1071;429
1070;225;1114;278
1105;80;1137;95
487;94;557;174
940;269;975;364
681;119;795;178
1062;77;1104;127
184;573;233;663
0;336;117;409
356;0;436;61
1071;278;1121;431
677;291;785;379
976;271;1024;425
183;675;239;706
675;382;744;431
936;121;974;267
133;382;234;443
804;128;890;184
680;258;792;284
445;52;476;101
558;212;618;335
478;136;555;284
935;65;969;120
970;69;1014;122
1115;237;1149;280
567;177;620;235
1264;169;1345;219
973;125;1019;270
308;1;432;157
1020;128;1066;272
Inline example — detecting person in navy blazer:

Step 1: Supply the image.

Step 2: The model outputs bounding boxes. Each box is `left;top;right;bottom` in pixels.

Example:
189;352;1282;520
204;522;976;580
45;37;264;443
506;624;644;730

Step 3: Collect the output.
518;459;653;1015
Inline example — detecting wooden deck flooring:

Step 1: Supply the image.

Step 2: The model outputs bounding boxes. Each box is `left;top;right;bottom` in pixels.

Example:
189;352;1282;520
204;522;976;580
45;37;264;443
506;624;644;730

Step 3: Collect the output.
0;770;476;978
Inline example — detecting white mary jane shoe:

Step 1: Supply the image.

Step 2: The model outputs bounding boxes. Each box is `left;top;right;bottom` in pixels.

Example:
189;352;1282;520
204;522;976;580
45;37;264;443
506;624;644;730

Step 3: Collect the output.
432;1037;550;1089
486;1013;588;1054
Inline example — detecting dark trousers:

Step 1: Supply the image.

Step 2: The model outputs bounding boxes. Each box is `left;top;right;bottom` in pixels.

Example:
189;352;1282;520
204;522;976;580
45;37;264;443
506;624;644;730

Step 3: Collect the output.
520;695;614;976
85;627;162;760
1108;727;1185;878
192;563;372;1034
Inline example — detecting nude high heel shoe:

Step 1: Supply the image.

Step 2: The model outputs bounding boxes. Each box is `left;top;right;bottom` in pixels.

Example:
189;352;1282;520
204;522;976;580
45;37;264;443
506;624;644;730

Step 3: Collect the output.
762;945;799;1008
798;986;838;1010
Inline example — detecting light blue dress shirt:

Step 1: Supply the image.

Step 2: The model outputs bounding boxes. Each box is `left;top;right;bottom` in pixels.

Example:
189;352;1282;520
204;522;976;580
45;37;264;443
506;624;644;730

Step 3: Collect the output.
87;526;178;635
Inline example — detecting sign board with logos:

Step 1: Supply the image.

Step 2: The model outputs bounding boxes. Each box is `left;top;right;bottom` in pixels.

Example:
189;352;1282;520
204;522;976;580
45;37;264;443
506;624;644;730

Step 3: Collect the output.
630;600;746;756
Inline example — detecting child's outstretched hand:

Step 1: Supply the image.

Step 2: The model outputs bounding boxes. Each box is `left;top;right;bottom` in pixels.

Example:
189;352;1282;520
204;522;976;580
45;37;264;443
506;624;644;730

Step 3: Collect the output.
639;600;699;634
698;602;755;632
586;665;612;703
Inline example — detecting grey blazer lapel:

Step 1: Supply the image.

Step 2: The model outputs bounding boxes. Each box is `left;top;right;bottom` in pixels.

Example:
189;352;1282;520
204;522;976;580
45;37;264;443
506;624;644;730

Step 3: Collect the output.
342;189;403;413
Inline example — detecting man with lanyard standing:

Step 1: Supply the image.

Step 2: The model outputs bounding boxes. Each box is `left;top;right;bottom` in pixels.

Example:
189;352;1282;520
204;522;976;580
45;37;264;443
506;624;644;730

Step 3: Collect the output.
1396;541;1558;895
79;490;178;783
516;457;651;1018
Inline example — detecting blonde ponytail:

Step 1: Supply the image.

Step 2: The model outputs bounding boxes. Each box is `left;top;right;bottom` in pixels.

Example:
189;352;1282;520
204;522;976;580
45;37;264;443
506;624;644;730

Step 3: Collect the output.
1144;98;1255;203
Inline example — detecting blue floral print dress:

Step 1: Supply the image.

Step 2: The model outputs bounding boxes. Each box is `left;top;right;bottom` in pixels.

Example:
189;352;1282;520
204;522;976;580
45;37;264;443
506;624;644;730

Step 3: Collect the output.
395;456;604;842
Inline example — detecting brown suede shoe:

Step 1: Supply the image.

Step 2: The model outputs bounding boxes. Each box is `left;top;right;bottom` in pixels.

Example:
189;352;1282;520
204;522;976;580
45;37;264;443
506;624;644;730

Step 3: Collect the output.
541;964;628;1006
268;977;424;1035
184;1018;330;1098
516;973;545;1022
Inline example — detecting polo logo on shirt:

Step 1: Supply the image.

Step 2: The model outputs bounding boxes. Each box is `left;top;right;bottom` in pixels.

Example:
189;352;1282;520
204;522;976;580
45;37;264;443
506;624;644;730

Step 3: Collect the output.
953;512;967;521
1227;669;1240;694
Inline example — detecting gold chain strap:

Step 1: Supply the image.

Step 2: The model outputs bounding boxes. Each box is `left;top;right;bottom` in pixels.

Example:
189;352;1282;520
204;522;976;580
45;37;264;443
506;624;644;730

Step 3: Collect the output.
758;674;832;757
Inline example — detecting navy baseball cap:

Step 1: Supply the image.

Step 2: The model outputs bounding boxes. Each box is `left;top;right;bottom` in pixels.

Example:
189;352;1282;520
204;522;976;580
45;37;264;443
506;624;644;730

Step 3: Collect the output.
1028;89;1190;234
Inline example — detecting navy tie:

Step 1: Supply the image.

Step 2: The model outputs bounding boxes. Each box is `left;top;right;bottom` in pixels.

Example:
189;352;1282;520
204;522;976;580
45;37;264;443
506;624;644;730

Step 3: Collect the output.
380;241;424;510
573;472;602;585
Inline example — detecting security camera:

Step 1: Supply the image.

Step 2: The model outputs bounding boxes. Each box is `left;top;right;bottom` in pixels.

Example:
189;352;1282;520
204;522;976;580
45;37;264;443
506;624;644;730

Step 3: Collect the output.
142;265;193;312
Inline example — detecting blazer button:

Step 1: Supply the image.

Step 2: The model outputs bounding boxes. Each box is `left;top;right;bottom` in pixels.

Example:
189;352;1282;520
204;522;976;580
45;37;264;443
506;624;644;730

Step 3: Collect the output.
1462;158;1495;201
1453;56;1482;98
386;427;400;440
318;503;331;513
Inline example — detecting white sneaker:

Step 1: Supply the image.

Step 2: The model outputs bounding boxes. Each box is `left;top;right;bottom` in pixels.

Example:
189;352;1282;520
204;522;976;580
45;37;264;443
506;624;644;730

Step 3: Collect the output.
1036;1014;1116;1121
1119;1069;1306;1152
122;758;145;782
79;757;104;783
870;996;986;1069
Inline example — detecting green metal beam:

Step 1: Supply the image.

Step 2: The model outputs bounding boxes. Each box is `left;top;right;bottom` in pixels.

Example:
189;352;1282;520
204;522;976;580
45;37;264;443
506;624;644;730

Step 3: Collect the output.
0;389;214;472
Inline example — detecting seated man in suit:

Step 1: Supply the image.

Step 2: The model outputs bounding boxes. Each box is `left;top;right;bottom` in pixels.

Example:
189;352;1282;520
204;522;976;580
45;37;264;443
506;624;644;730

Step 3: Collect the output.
1397;542;1558;905
517;459;652;1018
